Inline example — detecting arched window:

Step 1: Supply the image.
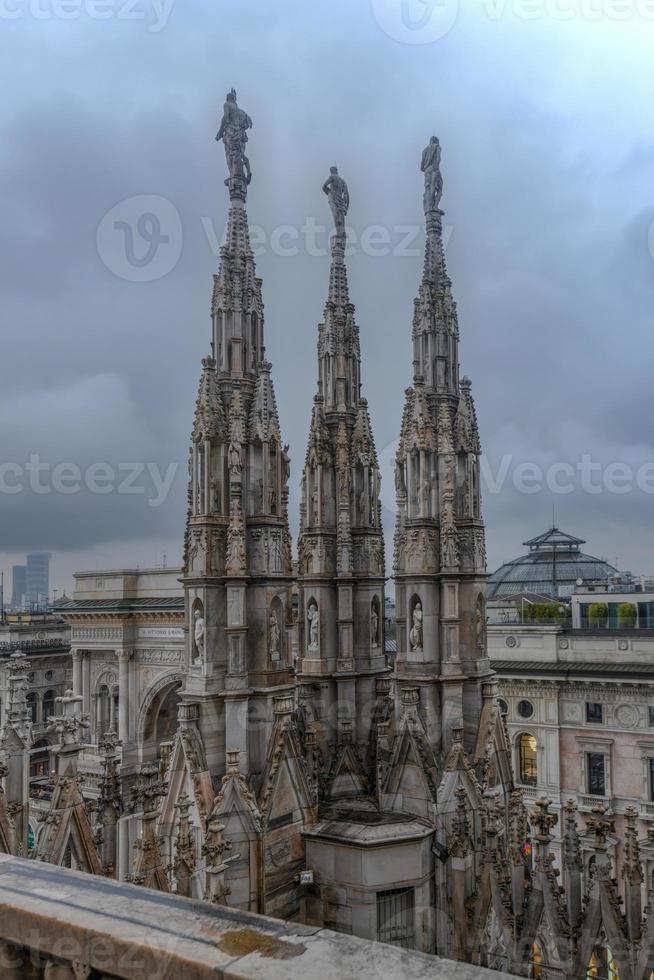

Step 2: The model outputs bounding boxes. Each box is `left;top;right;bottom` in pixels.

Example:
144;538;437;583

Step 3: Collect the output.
498;698;509;715
42;690;56;722
26;692;37;724
518;733;538;786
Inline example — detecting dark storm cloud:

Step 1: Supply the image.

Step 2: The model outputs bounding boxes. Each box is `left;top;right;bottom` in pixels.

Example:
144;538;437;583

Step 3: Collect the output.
1;0;653;590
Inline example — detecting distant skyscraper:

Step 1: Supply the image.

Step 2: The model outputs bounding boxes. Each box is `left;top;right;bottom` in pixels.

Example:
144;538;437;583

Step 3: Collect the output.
26;552;51;608
11;566;27;610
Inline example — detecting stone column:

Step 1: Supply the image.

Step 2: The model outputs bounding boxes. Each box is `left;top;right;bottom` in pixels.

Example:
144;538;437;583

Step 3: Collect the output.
82;651;91;717
109;690;117;733
71;649;83;697
115;650;132;744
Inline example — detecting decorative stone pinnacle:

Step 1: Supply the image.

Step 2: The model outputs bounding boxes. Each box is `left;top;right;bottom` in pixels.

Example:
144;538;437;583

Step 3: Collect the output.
585;805;614;850
400;687;420;708
530;798;557;844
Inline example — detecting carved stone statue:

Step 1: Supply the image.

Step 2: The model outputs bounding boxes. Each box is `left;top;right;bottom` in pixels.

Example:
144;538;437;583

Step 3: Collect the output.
421;136;443;214
228;440;242;477
193;609;205;666
410;600;423;651
281;443;291;485
322;166;350;235
268;608;281;662
307;601;320;652
216;89;252;187
371;604;379;648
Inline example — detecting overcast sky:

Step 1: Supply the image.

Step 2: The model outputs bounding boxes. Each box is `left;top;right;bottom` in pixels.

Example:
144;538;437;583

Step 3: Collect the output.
1;0;653;597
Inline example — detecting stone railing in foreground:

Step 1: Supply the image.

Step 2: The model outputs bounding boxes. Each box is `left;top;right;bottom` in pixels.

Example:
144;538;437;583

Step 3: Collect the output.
0;855;512;980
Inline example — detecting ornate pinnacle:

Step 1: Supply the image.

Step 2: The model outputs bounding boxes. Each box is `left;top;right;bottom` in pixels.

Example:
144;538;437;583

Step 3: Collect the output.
529;798;557;845
622;806;643;886
129;763;167;819
98;729;121;758
562;799;583;872
585;804;614;850
450;785;473;858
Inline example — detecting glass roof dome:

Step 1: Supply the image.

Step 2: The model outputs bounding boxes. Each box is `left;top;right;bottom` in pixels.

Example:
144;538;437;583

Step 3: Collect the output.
487;526;618;599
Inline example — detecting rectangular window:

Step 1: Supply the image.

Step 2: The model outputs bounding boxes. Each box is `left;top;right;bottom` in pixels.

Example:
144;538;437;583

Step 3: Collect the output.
376;887;415;949
587;753;606;796
650;759;654;802
586;702;603;724
649;706;654;728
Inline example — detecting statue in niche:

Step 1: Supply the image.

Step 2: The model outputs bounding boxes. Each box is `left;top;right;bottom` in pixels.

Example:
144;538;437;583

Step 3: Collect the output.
358;484;368;525
371;603;379;648
215;88;252;185
268;608;281;662
281;443;291;485
311;481;320;525
322;166;350;235
421;136;443;214
395;459;406;496
271;533;282;572
371;539;383;574
187;531;206;576
307;601;320;652
226;526;246;575
410;600;423;652
228;440;242;477
193;609;205;666
475;595;487;655
210;477;221;514
418;475;430;514
442;526;459;569
267;485;277;514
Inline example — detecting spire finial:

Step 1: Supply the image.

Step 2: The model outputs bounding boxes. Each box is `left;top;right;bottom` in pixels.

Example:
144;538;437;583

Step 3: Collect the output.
215;88;253;201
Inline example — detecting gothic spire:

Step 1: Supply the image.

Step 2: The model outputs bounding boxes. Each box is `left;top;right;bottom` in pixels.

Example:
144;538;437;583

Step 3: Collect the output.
412;137;459;395
297;167;386;767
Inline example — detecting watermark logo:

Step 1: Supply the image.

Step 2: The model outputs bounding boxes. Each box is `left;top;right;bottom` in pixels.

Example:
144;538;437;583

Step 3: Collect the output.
371;0;460;43
378;437;654;513
96;194;182;282
0;456;178;507
0;0;176;32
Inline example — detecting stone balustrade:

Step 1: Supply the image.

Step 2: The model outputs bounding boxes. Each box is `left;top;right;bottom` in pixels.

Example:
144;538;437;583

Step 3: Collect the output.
0;854;512;979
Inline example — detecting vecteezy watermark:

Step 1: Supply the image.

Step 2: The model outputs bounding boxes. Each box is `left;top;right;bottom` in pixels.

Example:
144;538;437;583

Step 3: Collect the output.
371;0;460;43
0;456;178;507
371;0;654;44
377;439;654;513
201;215;452;261
0;0;175;32
96;195;182;282
97;195;453;281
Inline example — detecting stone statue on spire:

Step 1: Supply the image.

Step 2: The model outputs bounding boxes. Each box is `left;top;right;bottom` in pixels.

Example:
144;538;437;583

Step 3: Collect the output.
322;166;350;235
421;136;442;213
216;89;253;192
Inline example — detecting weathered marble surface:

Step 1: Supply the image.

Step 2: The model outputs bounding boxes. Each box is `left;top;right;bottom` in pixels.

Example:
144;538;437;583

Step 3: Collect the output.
0;854;512;979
